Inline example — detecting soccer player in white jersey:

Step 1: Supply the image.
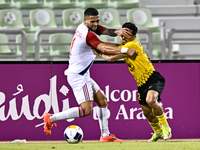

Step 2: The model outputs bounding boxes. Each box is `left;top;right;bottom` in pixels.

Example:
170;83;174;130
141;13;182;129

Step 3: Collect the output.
43;8;137;142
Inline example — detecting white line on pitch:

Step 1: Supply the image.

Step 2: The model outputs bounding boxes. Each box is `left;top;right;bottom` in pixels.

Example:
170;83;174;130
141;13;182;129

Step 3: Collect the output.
35;122;44;128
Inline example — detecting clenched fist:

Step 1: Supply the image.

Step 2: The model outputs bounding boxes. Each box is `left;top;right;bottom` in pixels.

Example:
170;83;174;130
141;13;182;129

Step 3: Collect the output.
127;49;138;60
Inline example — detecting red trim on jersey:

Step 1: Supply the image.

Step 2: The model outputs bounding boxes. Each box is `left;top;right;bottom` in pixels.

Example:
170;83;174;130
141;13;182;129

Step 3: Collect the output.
86;25;106;48
78;107;85;117
86;31;102;48
83;83;90;101
95;25;106;35
97;103;108;108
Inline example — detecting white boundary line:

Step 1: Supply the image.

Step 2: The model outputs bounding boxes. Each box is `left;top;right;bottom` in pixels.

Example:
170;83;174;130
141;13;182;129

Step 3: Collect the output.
35;122;44;128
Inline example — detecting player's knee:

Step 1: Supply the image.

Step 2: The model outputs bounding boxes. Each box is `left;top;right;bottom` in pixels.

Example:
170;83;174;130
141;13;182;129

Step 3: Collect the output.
80;102;93;116
146;95;157;107
146;100;155;107
102;97;108;105
96;97;108;106
83;106;93;116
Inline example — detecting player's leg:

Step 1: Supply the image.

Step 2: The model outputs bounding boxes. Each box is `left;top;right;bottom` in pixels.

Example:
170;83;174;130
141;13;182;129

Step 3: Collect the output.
43;103;92;136
146;90;172;140
140;104;163;142
94;89;110;137
43;73;93;135
146;90;163;116
49;101;92;123
91;79;123;142
43;104;88;135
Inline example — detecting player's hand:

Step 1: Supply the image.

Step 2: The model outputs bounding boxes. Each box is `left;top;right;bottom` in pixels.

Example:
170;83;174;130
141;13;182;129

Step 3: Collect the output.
115;28;131;39
127;49;138;60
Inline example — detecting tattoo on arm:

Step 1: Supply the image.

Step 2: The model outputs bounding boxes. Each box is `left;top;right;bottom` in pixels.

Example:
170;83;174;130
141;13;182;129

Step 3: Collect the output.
102;28;117;36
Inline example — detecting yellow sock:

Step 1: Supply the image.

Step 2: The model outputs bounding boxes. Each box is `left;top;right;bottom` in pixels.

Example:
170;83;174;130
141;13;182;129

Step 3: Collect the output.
157;113;168;127
149;122;162;134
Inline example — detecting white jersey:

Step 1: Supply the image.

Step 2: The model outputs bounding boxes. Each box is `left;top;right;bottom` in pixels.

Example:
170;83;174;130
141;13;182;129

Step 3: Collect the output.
65;23;103;75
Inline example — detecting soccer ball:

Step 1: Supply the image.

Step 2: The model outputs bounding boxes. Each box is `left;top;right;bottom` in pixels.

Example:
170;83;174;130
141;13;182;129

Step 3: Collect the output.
64;125;83;144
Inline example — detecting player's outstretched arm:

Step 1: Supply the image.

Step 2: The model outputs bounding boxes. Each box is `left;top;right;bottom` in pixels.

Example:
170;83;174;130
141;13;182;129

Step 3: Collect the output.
87;29;137;58
102;28;131;39
96;42;138;59
93;49;126;62
102;54;126;62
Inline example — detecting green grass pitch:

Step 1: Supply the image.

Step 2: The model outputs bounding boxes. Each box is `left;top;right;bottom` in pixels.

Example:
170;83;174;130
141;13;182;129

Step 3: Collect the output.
0;140;200;150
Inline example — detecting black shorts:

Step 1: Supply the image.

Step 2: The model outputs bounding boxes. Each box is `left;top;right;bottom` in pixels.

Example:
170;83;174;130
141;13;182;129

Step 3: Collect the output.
137;71;165;105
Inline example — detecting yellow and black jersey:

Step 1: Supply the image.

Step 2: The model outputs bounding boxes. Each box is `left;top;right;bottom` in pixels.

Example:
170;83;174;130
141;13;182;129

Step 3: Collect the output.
119;40;155;87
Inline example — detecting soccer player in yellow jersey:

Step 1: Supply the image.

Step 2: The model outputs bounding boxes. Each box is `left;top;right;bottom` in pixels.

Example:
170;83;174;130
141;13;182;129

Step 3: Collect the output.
93;22;172;142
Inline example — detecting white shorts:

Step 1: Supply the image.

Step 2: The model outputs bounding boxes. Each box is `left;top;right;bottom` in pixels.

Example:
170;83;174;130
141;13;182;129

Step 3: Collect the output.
67;72;100;105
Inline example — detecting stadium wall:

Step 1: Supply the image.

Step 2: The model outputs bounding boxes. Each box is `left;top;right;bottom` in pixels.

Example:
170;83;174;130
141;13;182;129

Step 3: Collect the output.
0;61;199;141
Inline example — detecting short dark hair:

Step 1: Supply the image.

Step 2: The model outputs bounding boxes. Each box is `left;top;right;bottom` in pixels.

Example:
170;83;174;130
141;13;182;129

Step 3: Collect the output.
84;8;99;17
122;22;138;36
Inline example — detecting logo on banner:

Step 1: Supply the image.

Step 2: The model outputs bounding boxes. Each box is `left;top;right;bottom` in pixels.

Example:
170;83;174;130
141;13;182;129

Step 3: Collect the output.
0;76;74;122
0;75;173;122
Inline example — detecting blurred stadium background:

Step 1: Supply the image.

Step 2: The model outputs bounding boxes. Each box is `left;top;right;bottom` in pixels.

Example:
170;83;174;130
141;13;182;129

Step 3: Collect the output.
0;0;200;61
